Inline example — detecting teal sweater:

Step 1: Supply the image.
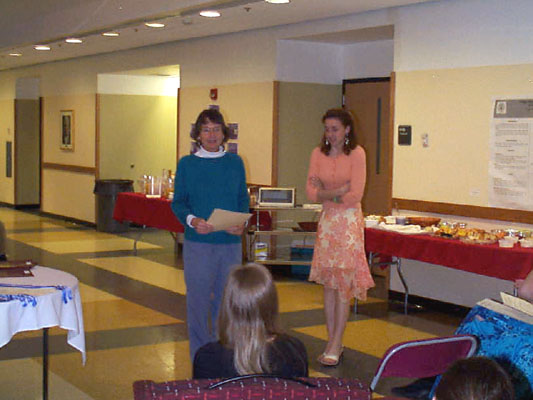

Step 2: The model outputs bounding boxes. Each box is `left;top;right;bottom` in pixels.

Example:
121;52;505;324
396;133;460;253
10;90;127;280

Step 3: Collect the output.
171;153;249;244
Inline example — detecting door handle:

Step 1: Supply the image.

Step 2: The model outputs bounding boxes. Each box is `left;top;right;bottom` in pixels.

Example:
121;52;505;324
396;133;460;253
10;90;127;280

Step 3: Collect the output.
376;97;381;175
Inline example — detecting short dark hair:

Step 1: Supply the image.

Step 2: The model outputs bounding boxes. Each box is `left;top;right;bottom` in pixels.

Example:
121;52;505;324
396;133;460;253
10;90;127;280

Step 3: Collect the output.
192;109;230;143
320;108;357;155
435;357;514;400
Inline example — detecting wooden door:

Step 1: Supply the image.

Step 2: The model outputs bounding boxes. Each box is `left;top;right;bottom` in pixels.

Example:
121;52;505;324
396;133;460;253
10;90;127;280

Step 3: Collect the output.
343;78;392;215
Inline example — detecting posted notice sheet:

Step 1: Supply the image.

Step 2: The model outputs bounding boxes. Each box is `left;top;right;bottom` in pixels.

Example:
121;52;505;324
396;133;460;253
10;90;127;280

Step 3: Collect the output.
489;99;533;210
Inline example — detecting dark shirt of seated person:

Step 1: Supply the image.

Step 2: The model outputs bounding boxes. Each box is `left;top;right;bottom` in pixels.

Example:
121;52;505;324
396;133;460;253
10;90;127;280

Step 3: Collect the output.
434;356;514;400
193;263;308;379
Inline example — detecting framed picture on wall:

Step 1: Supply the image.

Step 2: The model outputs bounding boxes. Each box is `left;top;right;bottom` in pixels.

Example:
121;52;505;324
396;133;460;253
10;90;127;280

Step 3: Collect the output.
60;110;74;151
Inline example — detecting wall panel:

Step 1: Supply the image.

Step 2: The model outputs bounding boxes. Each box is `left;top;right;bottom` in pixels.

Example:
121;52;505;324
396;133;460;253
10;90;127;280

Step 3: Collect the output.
41;93;96;221
41;169;95;223
394;63;533;209
98;94;177;182
178;82;274;185
0;99;15;204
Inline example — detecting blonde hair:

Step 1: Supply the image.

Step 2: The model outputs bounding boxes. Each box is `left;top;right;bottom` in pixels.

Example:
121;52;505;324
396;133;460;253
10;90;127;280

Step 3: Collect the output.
218;263;280;375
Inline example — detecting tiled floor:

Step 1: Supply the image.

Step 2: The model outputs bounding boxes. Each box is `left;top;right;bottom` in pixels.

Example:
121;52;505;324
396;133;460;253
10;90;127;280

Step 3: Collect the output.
0;206;463;399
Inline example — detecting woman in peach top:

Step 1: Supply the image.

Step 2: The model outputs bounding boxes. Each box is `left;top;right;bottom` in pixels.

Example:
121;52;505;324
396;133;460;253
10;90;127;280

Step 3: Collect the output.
306;108;375;367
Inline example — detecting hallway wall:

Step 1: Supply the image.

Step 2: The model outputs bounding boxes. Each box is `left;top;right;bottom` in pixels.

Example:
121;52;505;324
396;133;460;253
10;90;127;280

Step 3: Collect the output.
178;82;274;185
0;98;15;204
0;0;531;225
14;99;39;205
41;93;96;222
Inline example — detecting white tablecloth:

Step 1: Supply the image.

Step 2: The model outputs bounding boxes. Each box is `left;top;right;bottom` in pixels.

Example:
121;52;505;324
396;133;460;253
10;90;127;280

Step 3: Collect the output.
0;266;86;364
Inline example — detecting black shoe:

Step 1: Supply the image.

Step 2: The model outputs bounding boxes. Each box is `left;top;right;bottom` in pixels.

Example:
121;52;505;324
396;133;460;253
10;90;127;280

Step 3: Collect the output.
0;254;7;262
391;377;436;400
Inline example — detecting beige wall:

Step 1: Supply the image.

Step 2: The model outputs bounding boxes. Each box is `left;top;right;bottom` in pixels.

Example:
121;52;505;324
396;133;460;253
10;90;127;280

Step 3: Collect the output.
42;93;96;222
42;169;96;223
277;82;342;205
43;94;95;166
394;63;533;208
98;94;177;184
178;82;274;185
15;99;40;205
0;99;15;204
275;82;341;247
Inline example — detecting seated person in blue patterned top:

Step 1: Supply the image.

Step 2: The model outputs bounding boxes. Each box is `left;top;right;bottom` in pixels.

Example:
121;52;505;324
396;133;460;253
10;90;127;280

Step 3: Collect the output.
193;263;308;379
434;356;514;400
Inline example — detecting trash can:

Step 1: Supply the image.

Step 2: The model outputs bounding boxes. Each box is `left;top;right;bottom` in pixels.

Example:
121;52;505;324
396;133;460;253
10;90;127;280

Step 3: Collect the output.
93;179;134;232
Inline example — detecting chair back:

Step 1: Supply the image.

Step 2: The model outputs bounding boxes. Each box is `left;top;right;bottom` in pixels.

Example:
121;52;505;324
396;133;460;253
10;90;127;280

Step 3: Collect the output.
370;334;477;392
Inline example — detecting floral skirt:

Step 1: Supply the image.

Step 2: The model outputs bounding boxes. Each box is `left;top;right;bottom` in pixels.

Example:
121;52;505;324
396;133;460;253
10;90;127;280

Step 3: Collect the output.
309;205;374;302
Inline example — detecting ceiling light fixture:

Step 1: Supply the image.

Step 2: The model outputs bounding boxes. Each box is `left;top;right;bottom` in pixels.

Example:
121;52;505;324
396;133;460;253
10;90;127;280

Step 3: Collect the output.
265;0;290;3
145;22;165;28
102;31;119;37
34;45;51;51
199;10;220;18
9;53;22;57
65;38;83;44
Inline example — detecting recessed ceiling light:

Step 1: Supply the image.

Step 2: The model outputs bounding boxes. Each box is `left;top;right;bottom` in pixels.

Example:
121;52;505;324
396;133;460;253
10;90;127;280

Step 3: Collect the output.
65;38;83;44
34;45;51;51
9;53;22;57
102;31;119;37
265;0;290;3
199;10;220;18
145;22;165;28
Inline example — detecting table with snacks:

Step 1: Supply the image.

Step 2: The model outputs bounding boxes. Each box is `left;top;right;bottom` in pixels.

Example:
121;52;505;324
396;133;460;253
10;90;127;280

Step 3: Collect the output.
364;216;533;313
113;192;184;254
0;264;86;400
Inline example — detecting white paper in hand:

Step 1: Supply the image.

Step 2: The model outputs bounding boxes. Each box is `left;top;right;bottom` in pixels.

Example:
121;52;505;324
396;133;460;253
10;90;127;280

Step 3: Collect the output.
207;208;252;231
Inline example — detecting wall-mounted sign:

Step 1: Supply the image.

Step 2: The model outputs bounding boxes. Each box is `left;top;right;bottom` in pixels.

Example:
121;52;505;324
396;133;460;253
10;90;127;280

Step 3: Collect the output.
398;125;412;145
489;98;533;210
60;110;74;151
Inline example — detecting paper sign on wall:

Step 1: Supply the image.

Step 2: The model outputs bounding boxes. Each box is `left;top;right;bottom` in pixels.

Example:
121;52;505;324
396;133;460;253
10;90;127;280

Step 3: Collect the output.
489;99;533;210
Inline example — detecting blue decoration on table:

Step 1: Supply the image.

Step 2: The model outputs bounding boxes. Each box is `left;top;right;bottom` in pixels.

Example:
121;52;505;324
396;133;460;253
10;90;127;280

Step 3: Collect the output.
0;283;73;307
0;293;37;306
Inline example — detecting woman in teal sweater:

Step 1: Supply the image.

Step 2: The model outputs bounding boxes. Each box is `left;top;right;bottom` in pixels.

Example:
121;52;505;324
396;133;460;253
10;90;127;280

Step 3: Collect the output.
171;109;249;360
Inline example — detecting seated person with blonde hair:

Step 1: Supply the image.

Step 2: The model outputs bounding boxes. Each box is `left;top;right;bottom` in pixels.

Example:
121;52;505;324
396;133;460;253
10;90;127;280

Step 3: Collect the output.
193;263;308;379
434;356;514;400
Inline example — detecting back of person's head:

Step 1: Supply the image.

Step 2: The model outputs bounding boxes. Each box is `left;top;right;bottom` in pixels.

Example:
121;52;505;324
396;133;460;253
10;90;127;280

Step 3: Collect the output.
435;356;514;400
218;263;280;375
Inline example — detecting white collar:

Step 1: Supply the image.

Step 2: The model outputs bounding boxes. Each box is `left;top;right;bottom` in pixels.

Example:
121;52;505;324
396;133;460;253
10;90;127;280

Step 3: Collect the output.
194;146;226;158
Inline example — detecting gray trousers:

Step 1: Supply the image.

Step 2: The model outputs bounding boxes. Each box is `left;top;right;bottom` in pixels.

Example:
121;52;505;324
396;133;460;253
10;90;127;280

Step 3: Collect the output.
183;239;242;360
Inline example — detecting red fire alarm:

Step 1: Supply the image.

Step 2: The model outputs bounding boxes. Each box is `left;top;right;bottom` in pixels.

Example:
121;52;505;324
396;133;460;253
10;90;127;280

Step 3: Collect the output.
209;88;218;100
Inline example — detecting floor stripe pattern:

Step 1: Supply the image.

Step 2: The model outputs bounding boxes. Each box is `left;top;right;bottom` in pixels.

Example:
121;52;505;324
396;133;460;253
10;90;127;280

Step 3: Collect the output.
0;207;461;399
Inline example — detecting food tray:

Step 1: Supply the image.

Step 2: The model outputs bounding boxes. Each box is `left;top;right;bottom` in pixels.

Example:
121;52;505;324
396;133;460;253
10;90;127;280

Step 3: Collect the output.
460;238;498;245
406;216;441;227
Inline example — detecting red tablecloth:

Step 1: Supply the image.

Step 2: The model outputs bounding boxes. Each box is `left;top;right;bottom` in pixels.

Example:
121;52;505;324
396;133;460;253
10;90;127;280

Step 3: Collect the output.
113;192;184;233
365;228;532;281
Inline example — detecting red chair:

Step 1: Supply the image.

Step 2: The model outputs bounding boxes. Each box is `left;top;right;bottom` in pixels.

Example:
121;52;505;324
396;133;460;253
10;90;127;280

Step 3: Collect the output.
370;334;478;394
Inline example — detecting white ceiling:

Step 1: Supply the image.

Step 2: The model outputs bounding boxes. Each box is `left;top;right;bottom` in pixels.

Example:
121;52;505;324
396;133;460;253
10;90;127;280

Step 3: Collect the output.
0;0;434;72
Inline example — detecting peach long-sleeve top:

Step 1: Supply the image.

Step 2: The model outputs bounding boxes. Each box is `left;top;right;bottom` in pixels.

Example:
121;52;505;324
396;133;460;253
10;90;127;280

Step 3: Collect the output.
306;146;366;210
